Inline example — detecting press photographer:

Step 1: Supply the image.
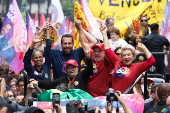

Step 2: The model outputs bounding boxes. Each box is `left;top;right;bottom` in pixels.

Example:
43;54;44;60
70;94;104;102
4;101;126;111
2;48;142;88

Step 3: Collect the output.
105;88;133;113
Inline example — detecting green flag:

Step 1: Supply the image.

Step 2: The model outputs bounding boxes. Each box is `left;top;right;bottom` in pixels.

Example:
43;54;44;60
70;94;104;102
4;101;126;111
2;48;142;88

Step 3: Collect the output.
21;0;27;26
38;89;93;101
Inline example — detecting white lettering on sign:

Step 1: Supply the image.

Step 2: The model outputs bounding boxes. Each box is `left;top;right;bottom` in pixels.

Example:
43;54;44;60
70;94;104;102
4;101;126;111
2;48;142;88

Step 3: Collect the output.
6;4;14;22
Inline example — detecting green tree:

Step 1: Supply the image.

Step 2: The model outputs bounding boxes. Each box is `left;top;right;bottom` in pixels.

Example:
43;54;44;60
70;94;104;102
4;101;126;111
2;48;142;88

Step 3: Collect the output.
61;0;74;22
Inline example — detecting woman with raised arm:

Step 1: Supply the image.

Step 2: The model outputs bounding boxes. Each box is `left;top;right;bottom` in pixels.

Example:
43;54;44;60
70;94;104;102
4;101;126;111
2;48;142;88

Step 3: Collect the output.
101;26;155;94
23;23;51;80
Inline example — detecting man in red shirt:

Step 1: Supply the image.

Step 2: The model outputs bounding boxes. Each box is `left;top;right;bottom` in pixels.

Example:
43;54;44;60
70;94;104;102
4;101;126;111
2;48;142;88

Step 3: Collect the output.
75;20;112;97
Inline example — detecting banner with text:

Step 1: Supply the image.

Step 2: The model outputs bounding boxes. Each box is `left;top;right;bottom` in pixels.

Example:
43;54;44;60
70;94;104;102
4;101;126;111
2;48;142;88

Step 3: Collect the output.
0;0;27;73
89;0;167;38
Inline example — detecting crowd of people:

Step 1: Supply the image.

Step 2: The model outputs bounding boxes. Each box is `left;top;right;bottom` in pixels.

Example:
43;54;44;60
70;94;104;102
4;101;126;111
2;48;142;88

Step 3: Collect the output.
0;16;170;113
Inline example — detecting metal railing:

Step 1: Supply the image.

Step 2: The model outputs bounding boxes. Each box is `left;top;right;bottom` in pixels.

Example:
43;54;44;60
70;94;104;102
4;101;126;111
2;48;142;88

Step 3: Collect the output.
138;51;169;100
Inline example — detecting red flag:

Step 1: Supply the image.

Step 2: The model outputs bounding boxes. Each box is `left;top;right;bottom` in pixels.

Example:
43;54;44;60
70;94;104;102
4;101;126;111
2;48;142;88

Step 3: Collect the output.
66;16;69;33
34;11;38;27
39;12;46;27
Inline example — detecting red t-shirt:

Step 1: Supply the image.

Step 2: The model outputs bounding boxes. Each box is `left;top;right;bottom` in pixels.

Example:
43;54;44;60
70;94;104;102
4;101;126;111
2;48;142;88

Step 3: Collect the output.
105;48;155;94
87;50;112;97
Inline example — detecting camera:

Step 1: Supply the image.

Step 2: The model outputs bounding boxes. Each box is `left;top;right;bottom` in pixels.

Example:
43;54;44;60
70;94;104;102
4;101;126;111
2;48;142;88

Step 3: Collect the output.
79;106;96;113
106;88;119;102
75;101;99;113
0;78;2;83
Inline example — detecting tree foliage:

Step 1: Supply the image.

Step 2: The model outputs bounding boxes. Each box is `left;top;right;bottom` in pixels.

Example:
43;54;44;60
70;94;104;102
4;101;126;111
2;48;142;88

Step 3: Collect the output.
61;0;74;22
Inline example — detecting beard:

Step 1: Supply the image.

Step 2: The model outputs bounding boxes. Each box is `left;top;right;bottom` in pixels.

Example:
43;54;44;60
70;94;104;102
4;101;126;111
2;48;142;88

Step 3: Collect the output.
93;56;103;62
63;47;72;54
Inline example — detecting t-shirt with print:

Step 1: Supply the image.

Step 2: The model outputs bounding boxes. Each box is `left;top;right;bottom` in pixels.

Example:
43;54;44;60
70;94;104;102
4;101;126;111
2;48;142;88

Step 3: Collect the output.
46;47;85;80
105;48;155;94
87;50;112;97
109;38;128;51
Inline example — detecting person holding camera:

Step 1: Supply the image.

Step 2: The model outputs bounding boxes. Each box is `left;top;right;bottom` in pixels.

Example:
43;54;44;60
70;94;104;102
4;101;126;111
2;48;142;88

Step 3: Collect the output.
115;91;133;113
101;26;155;94
105;90;133;113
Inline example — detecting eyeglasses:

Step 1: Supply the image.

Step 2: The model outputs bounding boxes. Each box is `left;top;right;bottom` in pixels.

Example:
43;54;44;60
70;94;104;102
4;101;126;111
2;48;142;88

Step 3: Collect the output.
34;56;43;59
141;20;148;22
115;53;121;56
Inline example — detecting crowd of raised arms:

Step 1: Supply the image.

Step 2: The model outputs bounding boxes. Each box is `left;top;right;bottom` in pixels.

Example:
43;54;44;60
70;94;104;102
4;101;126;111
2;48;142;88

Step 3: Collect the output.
0;16;170;113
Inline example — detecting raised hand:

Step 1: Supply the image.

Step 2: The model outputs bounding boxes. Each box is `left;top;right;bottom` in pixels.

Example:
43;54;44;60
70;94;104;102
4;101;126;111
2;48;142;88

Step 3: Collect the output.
115;91;124;105
32;31;44;44
100;26;107;34
105;101;113;112
75;19;82;31
43;23;50;32
130;31;136;37
45;23;50;39
137;43;146;52
55;104;62;113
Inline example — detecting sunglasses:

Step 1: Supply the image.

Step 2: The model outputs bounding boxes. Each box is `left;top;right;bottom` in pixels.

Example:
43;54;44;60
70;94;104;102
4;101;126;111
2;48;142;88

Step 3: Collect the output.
141;20;148;22
115;53;121;56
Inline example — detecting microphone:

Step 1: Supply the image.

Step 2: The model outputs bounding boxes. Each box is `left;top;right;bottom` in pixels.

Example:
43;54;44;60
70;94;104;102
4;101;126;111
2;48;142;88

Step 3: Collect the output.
22;69;42;94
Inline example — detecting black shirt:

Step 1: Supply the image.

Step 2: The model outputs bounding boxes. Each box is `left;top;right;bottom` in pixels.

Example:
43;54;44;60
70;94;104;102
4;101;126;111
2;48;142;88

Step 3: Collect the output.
107;31;110;39
145;101;166;113
142;32;170;52
144;97;154;113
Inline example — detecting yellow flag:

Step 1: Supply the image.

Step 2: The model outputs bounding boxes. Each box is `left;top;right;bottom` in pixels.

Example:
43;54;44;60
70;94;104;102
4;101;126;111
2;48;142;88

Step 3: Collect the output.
139;2;159;25
74;1;88;49
89;0;167;38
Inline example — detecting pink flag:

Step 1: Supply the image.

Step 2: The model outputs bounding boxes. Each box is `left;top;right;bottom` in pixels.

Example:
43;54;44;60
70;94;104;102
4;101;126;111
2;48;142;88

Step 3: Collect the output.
0;0;27;73
39;12;46;28
81;0;103;41
95;94;144;113
26;12;36;50
34;11;38;27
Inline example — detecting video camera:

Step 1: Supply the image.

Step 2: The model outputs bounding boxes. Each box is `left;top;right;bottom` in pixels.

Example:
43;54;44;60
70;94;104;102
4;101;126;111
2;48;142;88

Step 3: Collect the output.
74;100;100;113
106;88;119;102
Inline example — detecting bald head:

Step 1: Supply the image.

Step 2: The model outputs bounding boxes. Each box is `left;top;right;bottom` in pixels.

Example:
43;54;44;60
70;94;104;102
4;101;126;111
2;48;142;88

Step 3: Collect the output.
157;83;170;101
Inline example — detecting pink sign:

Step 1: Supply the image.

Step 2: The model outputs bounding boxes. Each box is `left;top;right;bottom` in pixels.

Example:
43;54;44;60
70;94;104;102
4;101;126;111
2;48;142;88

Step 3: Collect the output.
81;0;103;41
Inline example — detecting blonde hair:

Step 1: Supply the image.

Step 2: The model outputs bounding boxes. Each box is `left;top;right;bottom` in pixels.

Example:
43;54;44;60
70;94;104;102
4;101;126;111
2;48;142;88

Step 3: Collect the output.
121;44;136;59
